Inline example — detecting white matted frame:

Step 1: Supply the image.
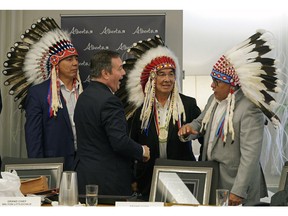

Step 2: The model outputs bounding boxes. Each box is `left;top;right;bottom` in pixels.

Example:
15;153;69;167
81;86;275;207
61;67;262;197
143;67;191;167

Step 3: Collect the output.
149;165;213;205
278;162;288;191
1;157;64;189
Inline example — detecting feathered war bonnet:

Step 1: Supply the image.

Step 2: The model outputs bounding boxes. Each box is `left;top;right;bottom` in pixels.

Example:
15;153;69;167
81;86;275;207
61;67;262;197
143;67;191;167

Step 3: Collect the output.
201;29;282;143
116;35;185;131
2;17;83;117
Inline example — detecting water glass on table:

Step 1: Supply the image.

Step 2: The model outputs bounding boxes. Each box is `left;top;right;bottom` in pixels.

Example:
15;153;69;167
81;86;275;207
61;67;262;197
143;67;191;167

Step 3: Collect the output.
216;189;229;206
86;184;98;206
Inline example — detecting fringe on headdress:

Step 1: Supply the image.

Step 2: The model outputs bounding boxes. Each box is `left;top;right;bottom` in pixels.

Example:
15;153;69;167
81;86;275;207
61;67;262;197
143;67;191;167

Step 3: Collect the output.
115;35;185;130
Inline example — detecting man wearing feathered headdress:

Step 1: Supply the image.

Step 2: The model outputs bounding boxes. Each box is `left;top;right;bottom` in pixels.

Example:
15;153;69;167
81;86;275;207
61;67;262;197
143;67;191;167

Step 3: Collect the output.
178;30;284;205
116;35;202;201
2;17;83;171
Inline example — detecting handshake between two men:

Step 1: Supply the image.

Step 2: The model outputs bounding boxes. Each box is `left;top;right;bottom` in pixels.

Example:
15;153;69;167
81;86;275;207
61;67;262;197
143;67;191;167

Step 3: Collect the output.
142;145;150;162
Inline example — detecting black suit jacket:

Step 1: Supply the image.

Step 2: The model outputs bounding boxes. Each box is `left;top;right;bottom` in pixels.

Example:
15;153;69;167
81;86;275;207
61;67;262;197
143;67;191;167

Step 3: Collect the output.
128;93;202;200
24;79;75;170
74;81;143;197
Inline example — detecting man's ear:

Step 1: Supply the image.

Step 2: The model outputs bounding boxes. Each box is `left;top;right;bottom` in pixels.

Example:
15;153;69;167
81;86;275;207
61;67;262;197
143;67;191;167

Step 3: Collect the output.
101;69;109;80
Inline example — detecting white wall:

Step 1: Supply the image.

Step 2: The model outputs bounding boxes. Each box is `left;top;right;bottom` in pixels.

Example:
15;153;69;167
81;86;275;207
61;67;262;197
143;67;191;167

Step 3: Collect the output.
182;75;212;158
183;1;287;77
183;75;212;111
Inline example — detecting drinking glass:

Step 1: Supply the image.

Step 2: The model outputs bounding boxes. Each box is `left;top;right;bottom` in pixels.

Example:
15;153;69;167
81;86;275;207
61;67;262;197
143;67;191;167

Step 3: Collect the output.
216;189;229;206
58;171;78;206
86;184;98;206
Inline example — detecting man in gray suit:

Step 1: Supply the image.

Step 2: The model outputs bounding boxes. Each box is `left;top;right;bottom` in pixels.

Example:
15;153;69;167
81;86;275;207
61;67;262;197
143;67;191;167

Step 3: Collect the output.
178;30;283;206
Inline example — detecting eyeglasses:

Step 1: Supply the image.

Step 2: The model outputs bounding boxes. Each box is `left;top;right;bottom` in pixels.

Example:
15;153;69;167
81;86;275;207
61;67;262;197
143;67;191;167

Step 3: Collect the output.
156;71;175;79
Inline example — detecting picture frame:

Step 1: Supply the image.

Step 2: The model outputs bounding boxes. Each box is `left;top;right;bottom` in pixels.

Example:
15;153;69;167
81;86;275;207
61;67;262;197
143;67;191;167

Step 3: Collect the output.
1;157;64;189
149;159;219;205
278;161;288;191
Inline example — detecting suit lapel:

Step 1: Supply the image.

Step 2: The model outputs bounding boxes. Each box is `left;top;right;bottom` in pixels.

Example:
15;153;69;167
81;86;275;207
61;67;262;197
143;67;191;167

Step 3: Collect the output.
202;102;218;161
204;90;244;158
167;116;178;143
60;93;72;130
150;115;159;141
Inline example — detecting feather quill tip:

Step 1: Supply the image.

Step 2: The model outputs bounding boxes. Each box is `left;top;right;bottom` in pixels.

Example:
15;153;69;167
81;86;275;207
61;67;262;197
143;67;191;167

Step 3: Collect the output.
275;59;280;65
276;79;283;86
276;68;281;73
270;100;278;109
271;116;281;128
256;29;266;34
274;86;281;93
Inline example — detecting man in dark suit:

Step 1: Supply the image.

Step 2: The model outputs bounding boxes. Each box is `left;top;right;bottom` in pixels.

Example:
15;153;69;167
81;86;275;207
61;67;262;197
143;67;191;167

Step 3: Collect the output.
25;68;81;171
117;35;202;200
74;50;150;197
23;23;83;171
129;93;201;200
1;17;83;171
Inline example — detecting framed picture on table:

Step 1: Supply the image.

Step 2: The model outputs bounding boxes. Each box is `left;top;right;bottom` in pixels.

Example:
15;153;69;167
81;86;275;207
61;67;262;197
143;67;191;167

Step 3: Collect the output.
1;157;64;189
278;161;288;191
149;159;219;205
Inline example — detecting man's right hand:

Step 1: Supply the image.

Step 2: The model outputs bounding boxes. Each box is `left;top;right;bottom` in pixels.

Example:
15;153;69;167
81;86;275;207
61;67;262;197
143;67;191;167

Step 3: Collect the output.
142;145;150;162
178;124;198;137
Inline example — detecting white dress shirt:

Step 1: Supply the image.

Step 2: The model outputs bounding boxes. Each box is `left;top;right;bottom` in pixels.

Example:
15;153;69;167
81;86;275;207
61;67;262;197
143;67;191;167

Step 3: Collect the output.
207;98;227;160
60;80;79;151
155;96;171;159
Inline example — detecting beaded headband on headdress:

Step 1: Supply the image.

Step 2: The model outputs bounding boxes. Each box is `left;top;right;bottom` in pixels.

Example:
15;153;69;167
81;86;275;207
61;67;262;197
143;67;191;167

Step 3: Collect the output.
211;55;239;86
201;29;283;143
140;55;176;91
115;35;185;130
2;17;82;116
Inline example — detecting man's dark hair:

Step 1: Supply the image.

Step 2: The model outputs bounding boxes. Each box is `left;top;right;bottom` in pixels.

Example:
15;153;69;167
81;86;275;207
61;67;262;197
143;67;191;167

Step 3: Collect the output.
90;50;120;78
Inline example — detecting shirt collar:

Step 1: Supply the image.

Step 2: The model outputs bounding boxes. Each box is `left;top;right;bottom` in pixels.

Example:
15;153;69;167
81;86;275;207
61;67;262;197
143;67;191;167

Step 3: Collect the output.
216;88;240;104
155;94;171;109
59;79;80;91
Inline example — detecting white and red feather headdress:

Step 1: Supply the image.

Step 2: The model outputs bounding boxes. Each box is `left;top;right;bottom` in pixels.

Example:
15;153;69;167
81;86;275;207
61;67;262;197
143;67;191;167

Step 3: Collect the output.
2;17;83;116
116;35;185;131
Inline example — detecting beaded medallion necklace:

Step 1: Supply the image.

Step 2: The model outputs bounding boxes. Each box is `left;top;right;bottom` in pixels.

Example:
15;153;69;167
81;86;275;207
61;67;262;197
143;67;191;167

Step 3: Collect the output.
154;98;173;143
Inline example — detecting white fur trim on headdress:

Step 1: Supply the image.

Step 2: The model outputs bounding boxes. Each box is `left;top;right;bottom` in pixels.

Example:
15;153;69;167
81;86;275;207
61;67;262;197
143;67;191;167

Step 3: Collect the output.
127;45;181;108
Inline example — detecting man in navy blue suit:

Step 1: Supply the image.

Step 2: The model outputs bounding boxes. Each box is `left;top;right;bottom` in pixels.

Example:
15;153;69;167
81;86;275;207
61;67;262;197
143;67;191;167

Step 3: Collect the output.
24;52;82;171
22;18;83;171
74;50;150;198
1;17;83;171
